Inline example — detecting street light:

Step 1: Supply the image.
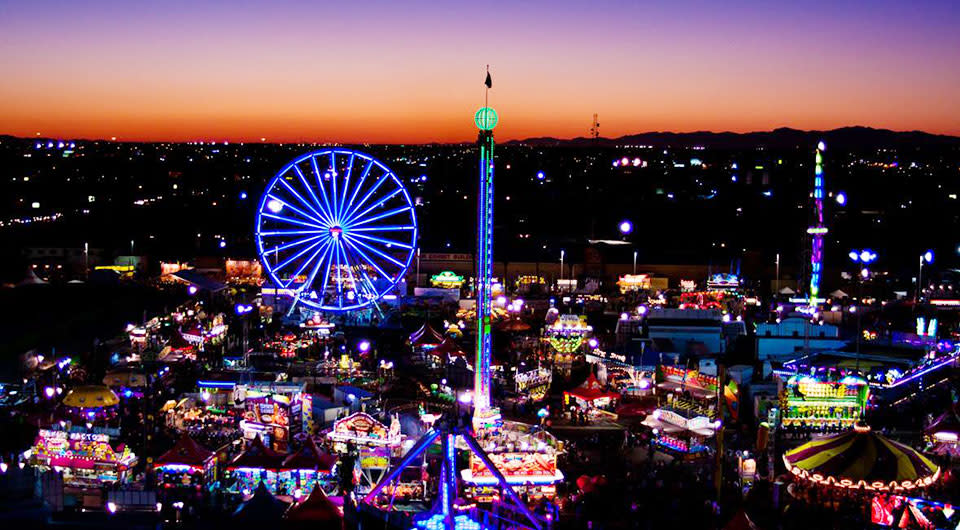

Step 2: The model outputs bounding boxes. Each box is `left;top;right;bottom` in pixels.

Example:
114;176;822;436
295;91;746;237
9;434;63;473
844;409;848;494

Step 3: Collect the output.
848;249;877;355
559;249;565;291
633;250;638;275
918;250;934;302
619;220;632;235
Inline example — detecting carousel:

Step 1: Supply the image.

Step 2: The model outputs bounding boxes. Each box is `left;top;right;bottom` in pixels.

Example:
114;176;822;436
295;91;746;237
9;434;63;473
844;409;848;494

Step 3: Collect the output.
925;405;960;458
783;424;941;491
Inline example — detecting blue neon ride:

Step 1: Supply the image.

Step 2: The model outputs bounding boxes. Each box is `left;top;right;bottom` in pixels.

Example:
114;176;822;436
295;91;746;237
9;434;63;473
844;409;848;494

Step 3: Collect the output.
256;149;417;312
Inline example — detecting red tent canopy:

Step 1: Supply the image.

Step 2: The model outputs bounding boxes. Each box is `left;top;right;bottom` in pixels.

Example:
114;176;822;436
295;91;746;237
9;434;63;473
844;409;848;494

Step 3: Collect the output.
432;337;466;358
409;322;444;347
284;485;342;522
155;433;214;468
565;373;619;402
282;437;338;472
229;435;283;470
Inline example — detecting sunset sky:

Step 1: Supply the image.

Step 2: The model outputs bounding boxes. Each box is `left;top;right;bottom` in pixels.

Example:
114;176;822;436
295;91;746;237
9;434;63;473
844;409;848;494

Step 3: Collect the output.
1;0;958;143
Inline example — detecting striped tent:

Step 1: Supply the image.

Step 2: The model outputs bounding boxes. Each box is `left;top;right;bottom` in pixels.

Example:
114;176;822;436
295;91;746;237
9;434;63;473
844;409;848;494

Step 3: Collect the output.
783;425;940;491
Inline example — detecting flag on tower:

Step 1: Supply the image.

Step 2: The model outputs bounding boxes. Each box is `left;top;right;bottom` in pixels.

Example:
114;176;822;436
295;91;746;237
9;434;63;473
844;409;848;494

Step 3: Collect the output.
484;70;492;88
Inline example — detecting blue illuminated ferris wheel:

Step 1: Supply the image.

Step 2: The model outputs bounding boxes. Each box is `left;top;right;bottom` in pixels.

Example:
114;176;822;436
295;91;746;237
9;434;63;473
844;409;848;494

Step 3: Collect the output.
255;149;417;312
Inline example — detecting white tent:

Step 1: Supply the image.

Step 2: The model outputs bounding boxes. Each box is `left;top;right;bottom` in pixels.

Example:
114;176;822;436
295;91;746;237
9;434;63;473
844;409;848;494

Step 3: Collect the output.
17;268;48;287
778;286;796;295
830;289;849;298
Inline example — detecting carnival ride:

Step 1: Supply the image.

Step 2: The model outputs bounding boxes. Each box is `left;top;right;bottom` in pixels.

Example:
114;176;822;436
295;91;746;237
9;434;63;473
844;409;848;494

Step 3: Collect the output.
806;142;827;309
256;149;418;313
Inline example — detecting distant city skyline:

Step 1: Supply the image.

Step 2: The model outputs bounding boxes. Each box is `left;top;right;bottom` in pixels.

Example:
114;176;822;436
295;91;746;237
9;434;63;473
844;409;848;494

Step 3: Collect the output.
1;0;958;143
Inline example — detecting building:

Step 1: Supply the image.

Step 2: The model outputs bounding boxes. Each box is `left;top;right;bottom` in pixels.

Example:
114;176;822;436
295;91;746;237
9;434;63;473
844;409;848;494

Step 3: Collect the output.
646;308;725;355
756;317;847;361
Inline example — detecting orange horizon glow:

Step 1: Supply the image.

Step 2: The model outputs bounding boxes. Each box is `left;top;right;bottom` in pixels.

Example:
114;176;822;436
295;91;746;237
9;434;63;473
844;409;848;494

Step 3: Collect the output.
2;1;959;143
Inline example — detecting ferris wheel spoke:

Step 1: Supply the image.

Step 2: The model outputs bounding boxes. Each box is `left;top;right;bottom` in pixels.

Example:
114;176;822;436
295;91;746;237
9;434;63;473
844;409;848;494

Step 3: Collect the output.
342;236;393;280
293;165;334;226
265;194;326;227
261;212;325;230
347;231;413;250
342;187;403;228
262;234;324;256
348;225;415;232
334;240;344;308
341;169;390;227
346;204;412;229
338;153;356;225
274;237;325;277
260;229;324;237
310;155;337;227
296;238;335;292
342;159;374;223
330;152;340;226
286;238;333;288
345;247;379;303
278;177;329;225
344;234;404;268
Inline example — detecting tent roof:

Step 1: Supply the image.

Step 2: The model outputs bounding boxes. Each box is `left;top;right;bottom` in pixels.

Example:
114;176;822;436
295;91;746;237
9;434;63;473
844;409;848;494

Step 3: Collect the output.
783;425;940;490
155;433;214;467
432;337;466;357
409;322;444;347
229;435;283;470
281;437;338;472
284;485;342;522
62;385;119;408
172;269;226;292
565;373;619;402
778;287;796;295
232;482;290;522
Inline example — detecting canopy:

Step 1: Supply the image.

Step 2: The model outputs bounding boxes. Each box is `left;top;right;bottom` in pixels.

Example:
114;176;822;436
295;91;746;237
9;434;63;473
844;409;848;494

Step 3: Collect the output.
155;433;214;468
232;482;290;523
830;289;849;299
408;322;444;348
565;373;619;403
229;436;283;470
778;287;796;295
103;371;147;388
62;385;119;408
432;337;466;358
284;485;342;522
925;406;960;442
282;437;338;472
783;425;940;491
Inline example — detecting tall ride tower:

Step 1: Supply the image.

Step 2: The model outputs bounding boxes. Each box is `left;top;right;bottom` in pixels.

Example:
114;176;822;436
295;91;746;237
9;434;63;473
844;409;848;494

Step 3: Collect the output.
473;68;498;419
806;141;827;309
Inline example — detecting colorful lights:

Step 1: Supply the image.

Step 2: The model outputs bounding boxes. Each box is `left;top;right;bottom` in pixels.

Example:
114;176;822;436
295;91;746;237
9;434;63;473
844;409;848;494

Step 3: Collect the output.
255;149;418;312
473;107;498;131
618;220;633;235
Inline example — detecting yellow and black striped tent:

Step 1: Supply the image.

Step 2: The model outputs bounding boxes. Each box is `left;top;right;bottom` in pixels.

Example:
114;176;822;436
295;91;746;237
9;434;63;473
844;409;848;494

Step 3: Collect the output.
783;424;940;491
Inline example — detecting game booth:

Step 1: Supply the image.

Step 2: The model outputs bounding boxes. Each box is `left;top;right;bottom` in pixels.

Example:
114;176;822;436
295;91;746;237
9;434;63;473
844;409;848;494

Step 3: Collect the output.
61;385;121;425
563;373;620;416
237;382;312;452
779;372;869;430
463;421;564;502
642;365;721;457
325;412;403;493
153;433;217;494
30;429;138;488
227;435;283;495
278;437;339;496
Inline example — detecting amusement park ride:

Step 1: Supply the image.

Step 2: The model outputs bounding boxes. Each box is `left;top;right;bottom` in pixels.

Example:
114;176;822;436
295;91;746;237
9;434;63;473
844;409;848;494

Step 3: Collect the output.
254;68;551;530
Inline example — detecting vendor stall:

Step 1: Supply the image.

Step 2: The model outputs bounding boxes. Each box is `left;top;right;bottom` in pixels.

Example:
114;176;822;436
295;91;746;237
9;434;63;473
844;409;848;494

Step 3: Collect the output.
780;373;869;429
563;373;619;409
30;429;137;487
154;433;216;491
227;436;283;494
278;438;338;496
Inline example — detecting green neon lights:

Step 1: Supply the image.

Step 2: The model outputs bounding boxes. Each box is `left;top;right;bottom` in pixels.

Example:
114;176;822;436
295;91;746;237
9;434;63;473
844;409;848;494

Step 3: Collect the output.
474;107;498;131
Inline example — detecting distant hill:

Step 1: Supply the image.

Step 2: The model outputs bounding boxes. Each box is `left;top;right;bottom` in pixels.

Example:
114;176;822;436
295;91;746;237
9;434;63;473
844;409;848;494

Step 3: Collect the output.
506;127;960;149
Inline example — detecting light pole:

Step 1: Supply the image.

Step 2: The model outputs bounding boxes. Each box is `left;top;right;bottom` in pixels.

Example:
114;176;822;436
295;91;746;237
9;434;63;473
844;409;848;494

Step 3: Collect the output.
559;249;565;291
633;250;638;275
917;250;933;302
416;248;421;287
775;253;780;296
848;249;877;355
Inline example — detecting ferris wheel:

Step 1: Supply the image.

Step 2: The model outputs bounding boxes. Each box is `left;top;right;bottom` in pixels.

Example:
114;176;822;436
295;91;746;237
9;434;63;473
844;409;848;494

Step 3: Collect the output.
255;149;417;312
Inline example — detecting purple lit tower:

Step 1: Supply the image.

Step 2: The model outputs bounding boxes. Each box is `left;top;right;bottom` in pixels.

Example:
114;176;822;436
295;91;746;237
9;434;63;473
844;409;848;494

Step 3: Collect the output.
806;141;827;308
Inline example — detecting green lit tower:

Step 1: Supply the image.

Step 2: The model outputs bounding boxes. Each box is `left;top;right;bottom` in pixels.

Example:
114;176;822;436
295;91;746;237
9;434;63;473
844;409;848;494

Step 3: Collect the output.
473;68;498;420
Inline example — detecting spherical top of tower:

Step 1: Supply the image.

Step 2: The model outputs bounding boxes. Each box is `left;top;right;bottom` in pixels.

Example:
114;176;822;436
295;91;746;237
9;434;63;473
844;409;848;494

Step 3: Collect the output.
474;107;498;131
